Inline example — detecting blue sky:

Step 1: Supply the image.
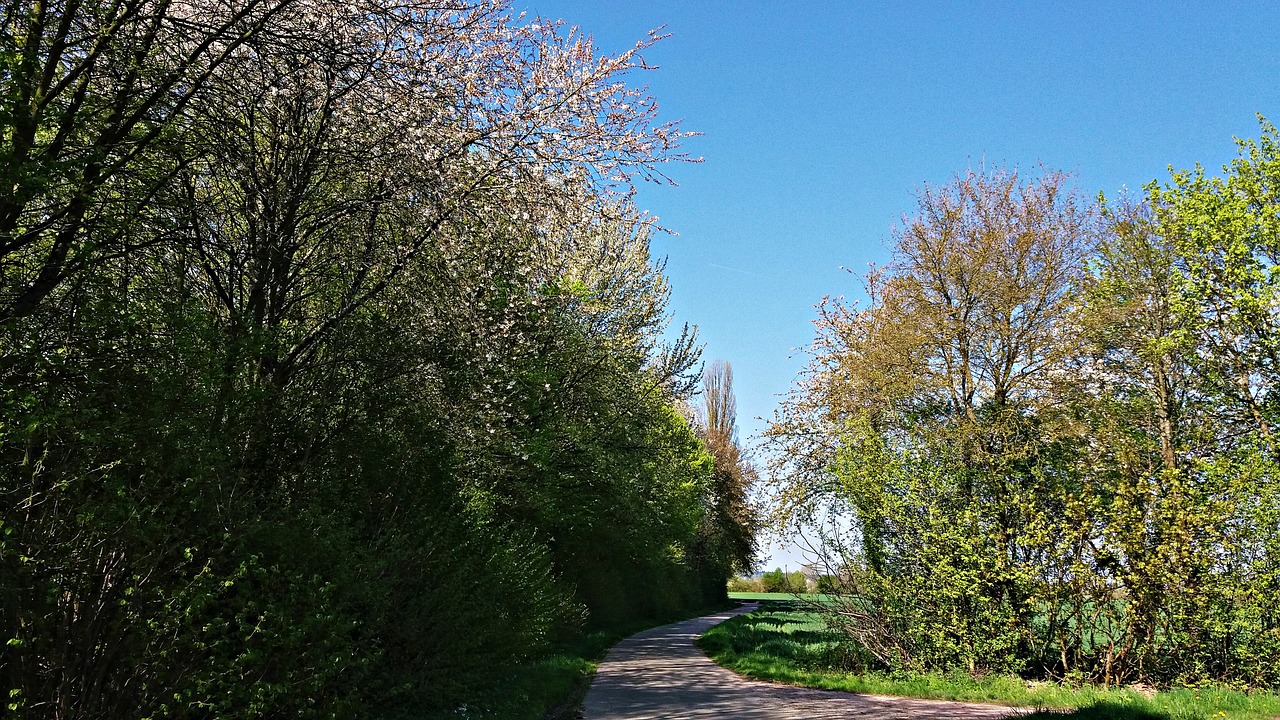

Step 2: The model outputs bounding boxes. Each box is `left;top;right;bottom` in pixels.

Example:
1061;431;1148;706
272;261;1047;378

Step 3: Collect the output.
520;1;1280;567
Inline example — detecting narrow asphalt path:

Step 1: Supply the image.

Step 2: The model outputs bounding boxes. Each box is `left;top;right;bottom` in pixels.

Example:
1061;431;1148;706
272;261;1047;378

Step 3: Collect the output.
582;604;1025;720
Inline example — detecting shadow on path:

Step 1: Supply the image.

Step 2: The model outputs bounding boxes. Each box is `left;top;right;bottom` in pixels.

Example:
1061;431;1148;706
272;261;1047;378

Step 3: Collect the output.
582;603;1024;720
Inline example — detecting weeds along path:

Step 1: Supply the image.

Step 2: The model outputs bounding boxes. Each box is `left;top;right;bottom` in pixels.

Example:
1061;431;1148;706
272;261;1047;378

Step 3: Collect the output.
582;603;1022;720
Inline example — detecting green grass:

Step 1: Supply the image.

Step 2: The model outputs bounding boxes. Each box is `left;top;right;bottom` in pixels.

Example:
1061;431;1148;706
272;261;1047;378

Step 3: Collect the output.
698;602;1280;720
728;591;829;602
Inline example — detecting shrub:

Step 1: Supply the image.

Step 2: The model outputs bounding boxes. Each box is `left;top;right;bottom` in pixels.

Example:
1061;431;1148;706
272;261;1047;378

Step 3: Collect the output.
760;568;809;594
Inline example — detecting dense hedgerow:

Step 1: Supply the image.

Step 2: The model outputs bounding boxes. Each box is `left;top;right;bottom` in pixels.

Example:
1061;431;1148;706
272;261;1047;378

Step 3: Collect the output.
0;1;753;716
767;124;1280;690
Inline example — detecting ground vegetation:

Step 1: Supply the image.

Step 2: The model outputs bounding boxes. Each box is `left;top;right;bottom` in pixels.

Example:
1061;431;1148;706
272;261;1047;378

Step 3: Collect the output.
700;601;1280;720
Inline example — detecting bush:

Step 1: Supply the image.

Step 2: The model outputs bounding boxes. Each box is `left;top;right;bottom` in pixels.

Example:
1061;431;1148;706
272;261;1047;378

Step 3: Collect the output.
760;568;809;594
815;575;842;594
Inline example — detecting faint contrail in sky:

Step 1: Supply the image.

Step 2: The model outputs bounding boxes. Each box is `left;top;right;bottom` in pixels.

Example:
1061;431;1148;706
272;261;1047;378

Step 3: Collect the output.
708;262;766;278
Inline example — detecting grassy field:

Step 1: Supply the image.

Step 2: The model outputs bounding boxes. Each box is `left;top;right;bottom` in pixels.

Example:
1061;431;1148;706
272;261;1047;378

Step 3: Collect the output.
728;591;845;603
728;591;822;601
699;601;1280;720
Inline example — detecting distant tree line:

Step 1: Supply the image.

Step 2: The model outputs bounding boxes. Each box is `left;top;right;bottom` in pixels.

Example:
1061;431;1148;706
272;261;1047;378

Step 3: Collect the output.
0;0;755;716
767;121;1280;689
727;568;808;594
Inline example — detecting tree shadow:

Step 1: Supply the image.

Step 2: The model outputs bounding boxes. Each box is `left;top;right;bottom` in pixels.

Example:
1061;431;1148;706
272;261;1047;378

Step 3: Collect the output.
1021;702;1170;720
743;614;803;629
753;598;809;612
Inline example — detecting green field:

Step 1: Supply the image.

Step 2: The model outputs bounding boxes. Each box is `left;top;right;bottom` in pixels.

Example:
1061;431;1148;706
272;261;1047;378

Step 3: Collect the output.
728;592;838;602
699;602;1280;720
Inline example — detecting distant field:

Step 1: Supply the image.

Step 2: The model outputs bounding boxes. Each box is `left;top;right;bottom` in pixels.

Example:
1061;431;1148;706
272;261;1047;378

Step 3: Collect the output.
728;592;824;602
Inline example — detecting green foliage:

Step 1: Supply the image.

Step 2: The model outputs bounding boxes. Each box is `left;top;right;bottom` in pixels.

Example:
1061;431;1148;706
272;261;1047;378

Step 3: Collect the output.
689;361;760;601
759;568;808;594
767;134;1280;691
814;575;843;594
0;1;720;717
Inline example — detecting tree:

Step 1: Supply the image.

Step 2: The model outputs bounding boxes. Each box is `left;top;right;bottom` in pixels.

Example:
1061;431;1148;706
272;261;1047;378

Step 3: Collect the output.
0;0;299;322
692;360;758;600
703;359;738;441
1151;118;1280;459
766;166;1096;675
1075;197;1200;677
1;0;692;324
1106;120;1280;685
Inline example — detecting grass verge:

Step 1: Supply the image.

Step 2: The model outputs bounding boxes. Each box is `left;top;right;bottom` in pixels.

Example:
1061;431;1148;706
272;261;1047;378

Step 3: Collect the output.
698;601;1280;720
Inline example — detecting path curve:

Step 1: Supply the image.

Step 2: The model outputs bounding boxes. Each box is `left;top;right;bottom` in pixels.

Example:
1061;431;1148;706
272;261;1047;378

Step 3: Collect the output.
582;604;1025;719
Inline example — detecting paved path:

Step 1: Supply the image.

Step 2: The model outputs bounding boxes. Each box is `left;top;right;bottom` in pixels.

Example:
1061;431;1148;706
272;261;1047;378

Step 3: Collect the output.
582;604;1025;720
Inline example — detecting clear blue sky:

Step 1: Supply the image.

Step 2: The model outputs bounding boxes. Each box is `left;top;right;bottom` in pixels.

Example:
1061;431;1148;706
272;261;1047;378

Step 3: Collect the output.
520;1;1280;568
